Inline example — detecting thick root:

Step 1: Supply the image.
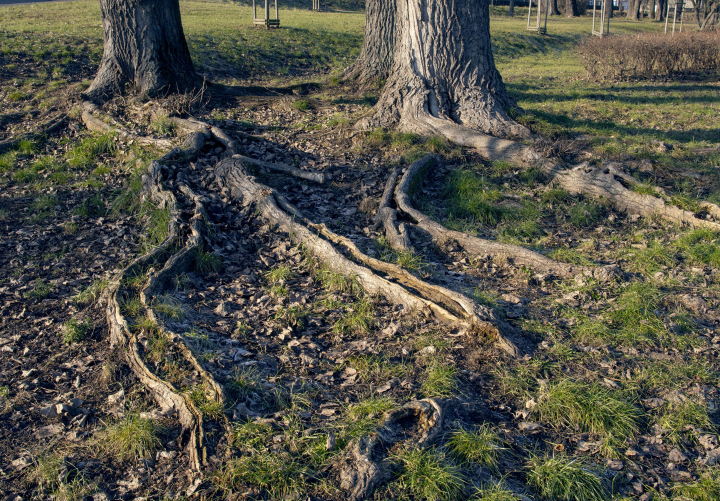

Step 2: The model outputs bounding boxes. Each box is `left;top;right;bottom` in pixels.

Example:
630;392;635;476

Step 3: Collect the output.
82;101;175;150
215;158;524;356
337;399;444;501
106;137;227;471
554;162;720;231
395;155;613;280
374;167;411;251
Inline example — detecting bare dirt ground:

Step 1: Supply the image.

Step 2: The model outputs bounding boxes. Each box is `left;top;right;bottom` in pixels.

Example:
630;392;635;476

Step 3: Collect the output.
1;28;719;501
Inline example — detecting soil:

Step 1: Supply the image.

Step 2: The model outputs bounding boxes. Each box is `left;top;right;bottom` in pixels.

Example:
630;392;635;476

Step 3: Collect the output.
0;51;719;501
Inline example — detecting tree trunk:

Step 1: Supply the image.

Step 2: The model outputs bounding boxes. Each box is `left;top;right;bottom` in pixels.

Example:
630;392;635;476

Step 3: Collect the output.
343;0;396;87
508;0;515;16
566;0;579;17
360;0;529;140
628;0;640;19
649;0;657;19
86;0;198;101
604;0;614;18
551;0;561;16
657;0;666;20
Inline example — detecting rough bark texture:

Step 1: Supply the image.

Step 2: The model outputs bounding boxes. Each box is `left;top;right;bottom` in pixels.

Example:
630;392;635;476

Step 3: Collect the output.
554;163;720;231
566;0;579;16
551;0;561;16
86;0;198;100
508;0;516;16
604;0;614;18
344;0;396;86
628;0;641;20
360;0;531;140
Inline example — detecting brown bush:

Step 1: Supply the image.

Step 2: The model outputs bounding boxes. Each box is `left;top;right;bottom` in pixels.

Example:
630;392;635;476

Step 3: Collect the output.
577;32;720;81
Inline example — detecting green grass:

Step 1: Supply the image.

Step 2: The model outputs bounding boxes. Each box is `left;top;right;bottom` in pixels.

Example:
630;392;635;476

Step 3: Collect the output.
187;385;224;420
444;168;504;226
62;319;90;344
213;452;310;497
656;400;716;447
149;114;177;136
447;425;504;470
391;448;466;501
140;200;171;251
26;278;52;299
535;379;643;457
422;363;459;398
152;295;184;320
100;413;162;461
527;455;608;501
671;471;720;501
267;264;292;284
194;247;223;274
333;299;375;336
313;264;362;295
471;483;521;501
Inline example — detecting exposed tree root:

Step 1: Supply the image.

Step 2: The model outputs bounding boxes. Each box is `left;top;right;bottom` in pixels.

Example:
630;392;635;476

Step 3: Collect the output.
554;162;720;231
106;139;228;471
215;157;525;356
394;155;616;280
337;398;444;501
82;101;175;150
374;167;411;251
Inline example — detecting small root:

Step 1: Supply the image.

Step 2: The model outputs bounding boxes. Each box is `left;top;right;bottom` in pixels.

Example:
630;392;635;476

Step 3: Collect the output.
82;101;175;150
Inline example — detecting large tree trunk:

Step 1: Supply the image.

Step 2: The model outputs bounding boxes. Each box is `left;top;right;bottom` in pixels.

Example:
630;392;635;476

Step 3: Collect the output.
566;0;579;17
628;0;641;19
86;0;198;101
360;0;530;140
551;0;562;16
343;0;396;87
605;0;614;18
508;0;516;16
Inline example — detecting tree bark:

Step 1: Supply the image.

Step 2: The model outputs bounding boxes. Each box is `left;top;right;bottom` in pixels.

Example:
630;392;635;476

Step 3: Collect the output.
551;0;562;16
566;0;579;17
605;0;614;18
628;0;641;20
508;0;516;16
343;0;396;87
86;0;199;101
360;0;529;140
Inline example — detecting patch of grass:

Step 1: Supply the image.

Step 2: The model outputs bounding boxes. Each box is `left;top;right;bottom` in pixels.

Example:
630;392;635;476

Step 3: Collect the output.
26;278;52;299
7;90;27;101
333;299;375;336
448;425;504;470
627;240;675;275
187;385;224;420
535;379;643;457
74;194;106;218
444;168;504;226
227;366;263;401
274;305;309;329
145;326;170;362
656;400;716;446
674;229;720;268
195;248;223;274
213;453;310;497
231;419;274;452
313;264;362;295
66;133;116;170
61;319;90;345
120;297;143;318
671;471;720;501
267;264;292;284
0;151;18;172
473;289;500;308
140;200;170;251
422;363;459;398
568;202;601;228
391;448;465;501
527;455;608;501
149;114;177;136
346;355;410;384
471;483;521;501
292;99;312;111
101;413;162;461
152;295;184;320
549;248;596;266
27;452;64;492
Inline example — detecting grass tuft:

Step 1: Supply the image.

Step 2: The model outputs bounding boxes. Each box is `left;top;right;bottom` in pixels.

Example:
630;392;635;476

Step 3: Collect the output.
101;413;162;461
535;379;642;457
448;425;504;469
392;448;465;501
61;319;90;345
422;363;459;398
527;454;608;501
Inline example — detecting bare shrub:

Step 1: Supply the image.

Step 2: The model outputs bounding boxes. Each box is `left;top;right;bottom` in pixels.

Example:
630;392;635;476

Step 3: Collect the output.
577;32;720;81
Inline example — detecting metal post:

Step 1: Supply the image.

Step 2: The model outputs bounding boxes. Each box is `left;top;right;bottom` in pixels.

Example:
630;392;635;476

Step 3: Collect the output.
664;0;671;33
253;0;256;20
528;0;533;28
606;0;610;34
593;0;597;33
543;0;550;32
275;0;278;22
